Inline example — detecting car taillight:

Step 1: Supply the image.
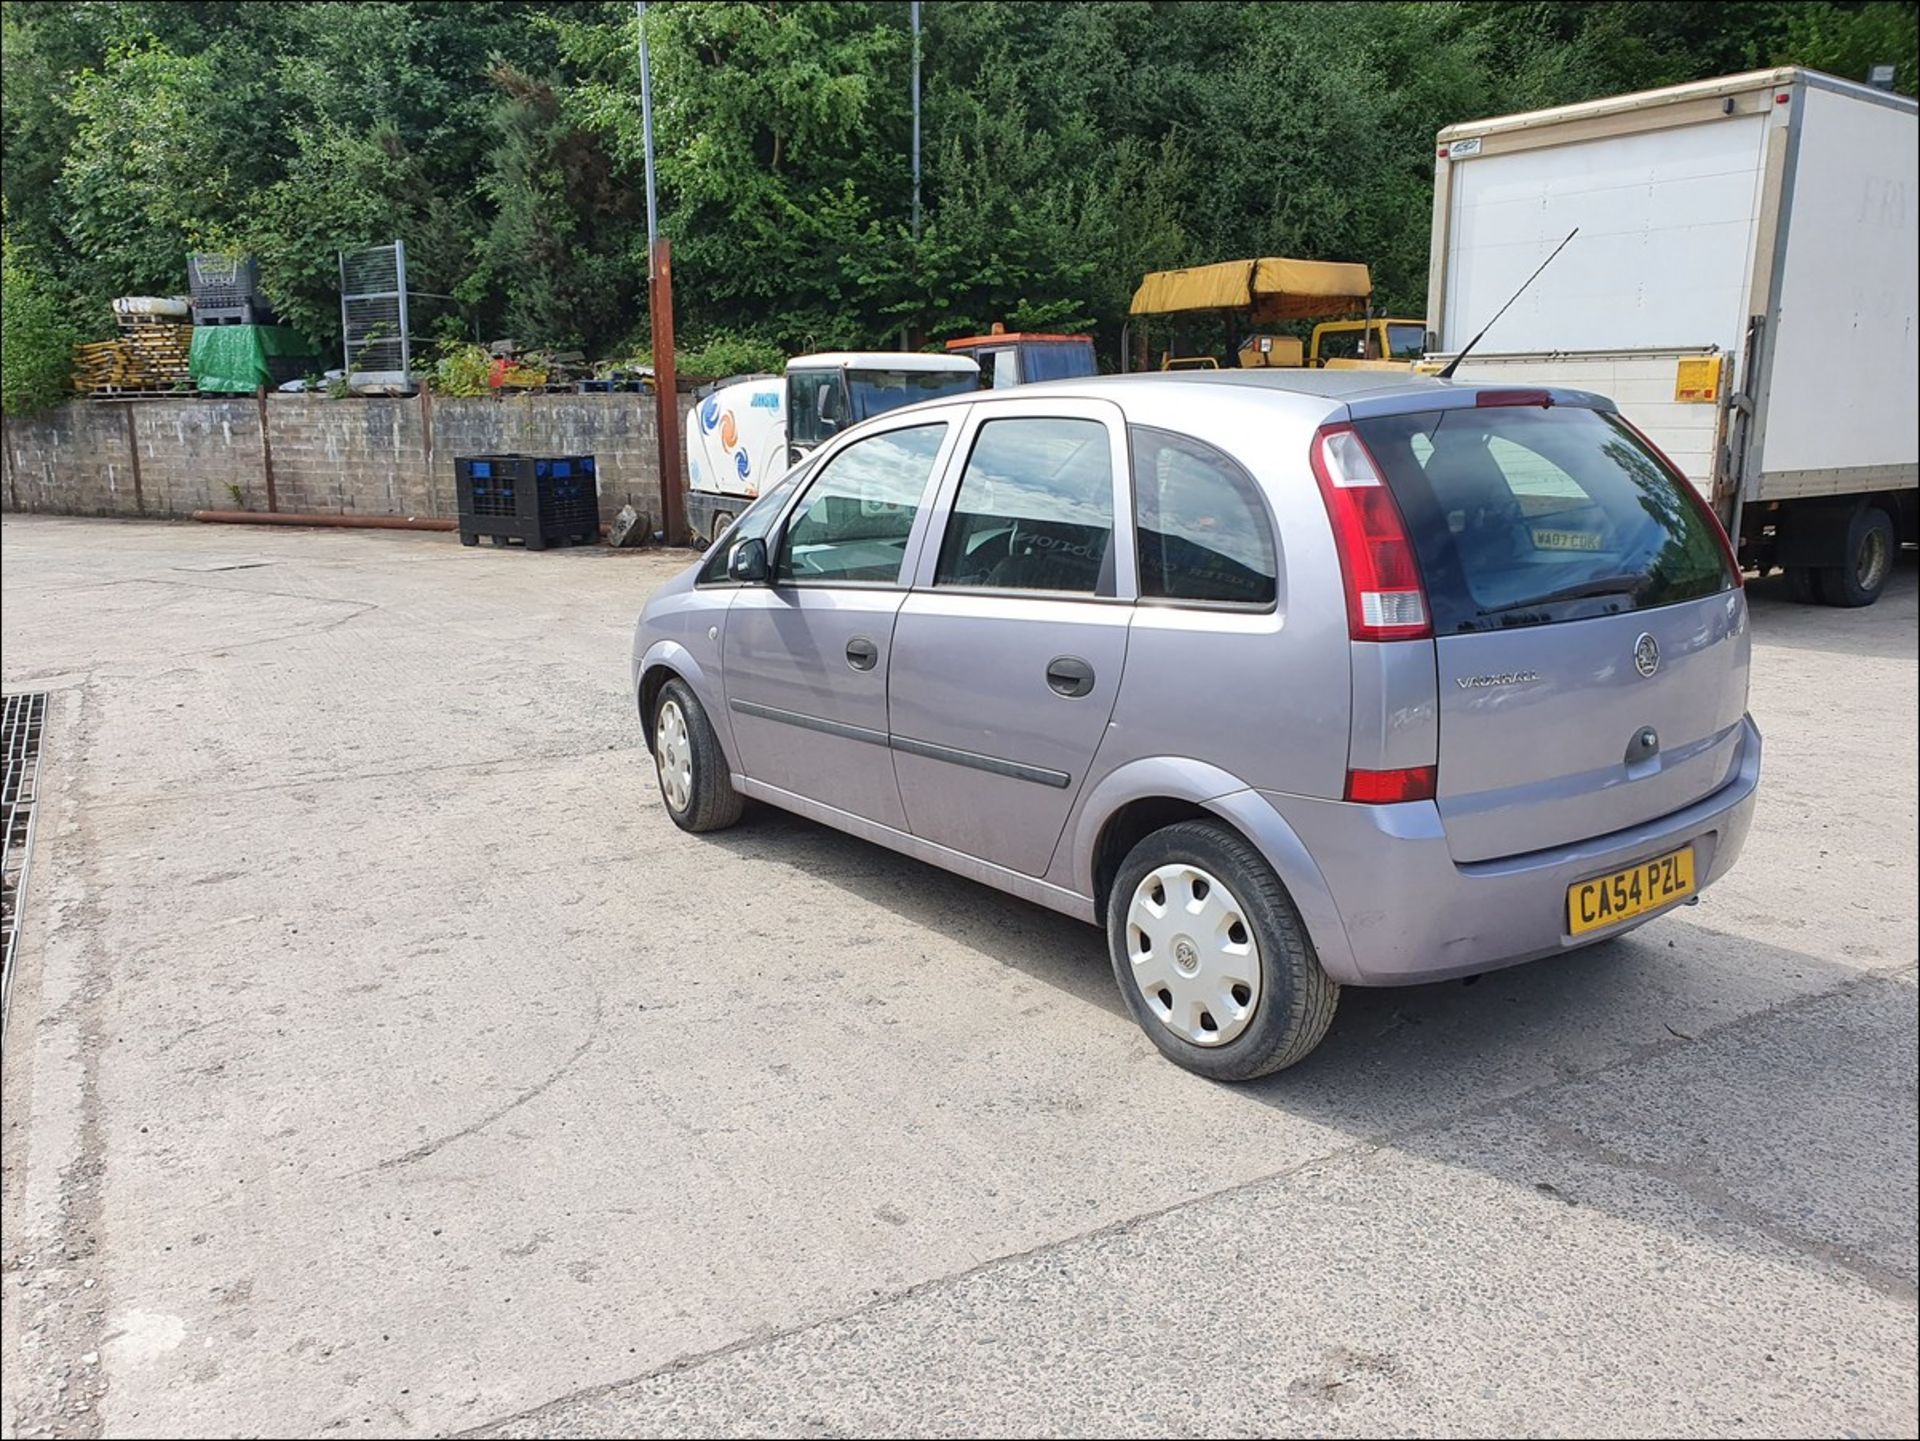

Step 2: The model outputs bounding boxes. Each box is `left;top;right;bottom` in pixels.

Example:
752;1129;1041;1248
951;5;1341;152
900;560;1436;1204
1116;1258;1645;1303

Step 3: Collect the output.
1345;766;1437;804
1309;424;1432;641
1613;414;1744;588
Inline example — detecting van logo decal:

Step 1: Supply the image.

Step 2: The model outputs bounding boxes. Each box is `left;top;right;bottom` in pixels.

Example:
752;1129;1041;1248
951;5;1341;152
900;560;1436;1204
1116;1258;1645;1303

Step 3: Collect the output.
1633;633;1661;678
1456;671;1539;690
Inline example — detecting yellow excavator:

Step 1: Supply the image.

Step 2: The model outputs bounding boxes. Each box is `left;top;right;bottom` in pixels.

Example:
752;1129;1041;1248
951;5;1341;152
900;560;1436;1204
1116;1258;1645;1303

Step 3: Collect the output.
1121;258;1425;372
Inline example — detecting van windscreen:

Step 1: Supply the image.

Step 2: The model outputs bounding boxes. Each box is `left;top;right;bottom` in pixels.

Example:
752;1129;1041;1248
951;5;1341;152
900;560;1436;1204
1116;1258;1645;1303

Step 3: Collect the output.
1351;405;1735;633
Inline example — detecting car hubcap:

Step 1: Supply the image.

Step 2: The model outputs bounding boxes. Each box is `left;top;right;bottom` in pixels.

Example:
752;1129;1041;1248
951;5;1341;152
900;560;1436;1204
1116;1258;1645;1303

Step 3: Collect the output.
1858;528;1889;591
656;699;693;812
1126;863;1260;1046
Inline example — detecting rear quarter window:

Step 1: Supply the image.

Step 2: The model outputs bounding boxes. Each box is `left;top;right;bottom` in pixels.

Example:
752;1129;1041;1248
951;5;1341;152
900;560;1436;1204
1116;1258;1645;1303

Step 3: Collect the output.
1354;405;1733;633
1130;427;1276;606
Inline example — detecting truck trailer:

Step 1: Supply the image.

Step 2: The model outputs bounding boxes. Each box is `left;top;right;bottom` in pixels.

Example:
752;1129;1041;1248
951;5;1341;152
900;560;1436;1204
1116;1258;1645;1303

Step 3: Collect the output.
1426;68;1918;605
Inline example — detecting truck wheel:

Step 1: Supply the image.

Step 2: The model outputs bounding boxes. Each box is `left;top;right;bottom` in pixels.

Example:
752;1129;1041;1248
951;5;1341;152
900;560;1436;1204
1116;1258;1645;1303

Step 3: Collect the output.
1818;506;1895;608
1784;566;1825;604
1106;820;1338;1081
710;511;736;545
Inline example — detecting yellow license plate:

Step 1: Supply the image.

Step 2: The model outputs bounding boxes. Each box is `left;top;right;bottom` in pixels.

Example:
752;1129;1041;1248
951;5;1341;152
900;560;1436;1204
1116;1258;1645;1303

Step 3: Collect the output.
1567;847;1695;935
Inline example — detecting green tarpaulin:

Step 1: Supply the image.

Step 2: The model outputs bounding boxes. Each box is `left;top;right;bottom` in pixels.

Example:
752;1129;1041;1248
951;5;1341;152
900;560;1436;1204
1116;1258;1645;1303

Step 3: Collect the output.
189;325;319;393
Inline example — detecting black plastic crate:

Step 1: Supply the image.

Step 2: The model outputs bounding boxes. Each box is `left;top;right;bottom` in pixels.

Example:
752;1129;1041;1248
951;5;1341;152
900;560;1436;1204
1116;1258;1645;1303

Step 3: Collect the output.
189;253;262;295
190;301;275;326
453;454;599;550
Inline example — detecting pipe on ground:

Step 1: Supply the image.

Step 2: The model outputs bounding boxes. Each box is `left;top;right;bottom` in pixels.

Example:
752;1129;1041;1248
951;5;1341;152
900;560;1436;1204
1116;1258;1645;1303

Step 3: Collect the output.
191;511;456;532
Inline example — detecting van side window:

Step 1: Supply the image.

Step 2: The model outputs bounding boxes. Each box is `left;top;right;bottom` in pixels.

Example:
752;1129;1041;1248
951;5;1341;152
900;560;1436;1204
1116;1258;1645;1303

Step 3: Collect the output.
776;423;946;585
934;417;1114;594
1130;427;1277;606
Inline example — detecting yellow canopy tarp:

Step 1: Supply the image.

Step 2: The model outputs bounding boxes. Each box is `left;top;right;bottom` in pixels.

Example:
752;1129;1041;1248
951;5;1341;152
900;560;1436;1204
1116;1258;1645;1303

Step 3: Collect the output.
1129;258;1373;322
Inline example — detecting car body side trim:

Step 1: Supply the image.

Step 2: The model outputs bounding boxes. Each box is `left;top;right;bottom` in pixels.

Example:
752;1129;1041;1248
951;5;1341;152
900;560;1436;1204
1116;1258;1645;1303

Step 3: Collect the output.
728;697;1073;788
887;734;1072;789
727;697;888;748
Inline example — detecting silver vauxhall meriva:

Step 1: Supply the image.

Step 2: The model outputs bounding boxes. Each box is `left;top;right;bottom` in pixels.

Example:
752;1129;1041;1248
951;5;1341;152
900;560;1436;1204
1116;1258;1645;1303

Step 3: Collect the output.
632;372;1760;1079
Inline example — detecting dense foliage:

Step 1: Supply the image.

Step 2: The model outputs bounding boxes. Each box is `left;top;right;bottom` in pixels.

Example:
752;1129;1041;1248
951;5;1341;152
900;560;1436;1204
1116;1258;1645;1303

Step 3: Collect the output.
2;217;78;414
3;0;1914;385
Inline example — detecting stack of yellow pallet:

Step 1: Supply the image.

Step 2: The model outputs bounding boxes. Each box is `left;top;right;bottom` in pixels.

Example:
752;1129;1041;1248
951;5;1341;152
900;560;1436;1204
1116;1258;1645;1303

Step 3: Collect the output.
70;320;194;395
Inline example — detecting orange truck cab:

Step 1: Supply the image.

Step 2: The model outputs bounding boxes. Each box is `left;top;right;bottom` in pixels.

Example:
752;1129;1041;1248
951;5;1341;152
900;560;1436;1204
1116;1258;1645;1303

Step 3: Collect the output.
944;330;1099;387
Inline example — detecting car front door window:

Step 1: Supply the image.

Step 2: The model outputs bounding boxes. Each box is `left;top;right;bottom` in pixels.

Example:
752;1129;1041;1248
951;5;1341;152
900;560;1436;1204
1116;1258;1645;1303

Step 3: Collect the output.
776;423;948;585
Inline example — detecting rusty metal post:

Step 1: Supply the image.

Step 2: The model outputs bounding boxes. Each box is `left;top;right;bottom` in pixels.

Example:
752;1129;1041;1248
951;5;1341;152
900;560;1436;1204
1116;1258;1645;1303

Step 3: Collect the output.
122;402;145;514
650;238;683;545
255;386;279;513
636;2;682;545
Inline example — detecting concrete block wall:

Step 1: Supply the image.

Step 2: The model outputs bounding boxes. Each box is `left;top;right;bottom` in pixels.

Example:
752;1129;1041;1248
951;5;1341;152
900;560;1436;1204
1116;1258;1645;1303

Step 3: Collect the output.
3;392;668;526
132;399;267;514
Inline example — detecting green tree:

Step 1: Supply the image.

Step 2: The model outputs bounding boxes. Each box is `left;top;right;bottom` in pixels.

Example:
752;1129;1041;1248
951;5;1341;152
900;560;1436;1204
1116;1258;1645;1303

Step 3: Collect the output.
55;37;248;308
2;220;78;414
469;63;645;355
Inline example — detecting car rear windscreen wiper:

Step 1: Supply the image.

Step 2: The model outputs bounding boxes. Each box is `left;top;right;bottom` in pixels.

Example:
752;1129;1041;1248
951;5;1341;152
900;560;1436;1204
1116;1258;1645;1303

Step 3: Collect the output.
1478;572;1650;616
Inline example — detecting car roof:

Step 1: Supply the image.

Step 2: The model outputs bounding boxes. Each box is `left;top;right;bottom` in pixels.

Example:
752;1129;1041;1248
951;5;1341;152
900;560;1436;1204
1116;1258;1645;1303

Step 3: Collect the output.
1000;368;1470;405
863;367;1614;427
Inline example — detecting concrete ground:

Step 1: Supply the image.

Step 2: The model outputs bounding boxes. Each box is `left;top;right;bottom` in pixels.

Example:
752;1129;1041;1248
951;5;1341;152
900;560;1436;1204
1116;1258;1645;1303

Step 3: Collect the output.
0;512;1914;1440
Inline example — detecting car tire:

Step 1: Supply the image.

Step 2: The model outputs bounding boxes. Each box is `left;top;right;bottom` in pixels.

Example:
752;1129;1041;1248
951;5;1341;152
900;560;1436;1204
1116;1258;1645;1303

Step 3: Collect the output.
1105;820;1338;1081
652;678;745;833
1816;506;1895;608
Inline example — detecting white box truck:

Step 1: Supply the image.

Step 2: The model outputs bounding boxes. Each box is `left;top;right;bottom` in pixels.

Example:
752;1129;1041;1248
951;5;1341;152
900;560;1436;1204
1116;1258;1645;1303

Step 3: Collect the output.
1427;68;1918;605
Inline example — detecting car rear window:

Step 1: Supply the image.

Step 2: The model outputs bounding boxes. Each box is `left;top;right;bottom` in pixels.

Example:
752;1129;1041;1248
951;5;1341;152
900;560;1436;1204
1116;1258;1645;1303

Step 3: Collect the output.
1352;405;1734;633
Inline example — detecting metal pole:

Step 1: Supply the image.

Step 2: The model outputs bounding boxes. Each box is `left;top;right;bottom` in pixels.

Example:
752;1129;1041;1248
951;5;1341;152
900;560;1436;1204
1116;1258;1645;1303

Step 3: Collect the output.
338;249;351;383
637;0;660;273
910;0;922;241
636;0;684;543
393;238;411;384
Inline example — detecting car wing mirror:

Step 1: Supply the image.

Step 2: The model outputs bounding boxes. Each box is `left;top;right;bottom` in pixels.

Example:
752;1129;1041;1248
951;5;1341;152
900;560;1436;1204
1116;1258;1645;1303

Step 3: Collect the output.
727;535;770;583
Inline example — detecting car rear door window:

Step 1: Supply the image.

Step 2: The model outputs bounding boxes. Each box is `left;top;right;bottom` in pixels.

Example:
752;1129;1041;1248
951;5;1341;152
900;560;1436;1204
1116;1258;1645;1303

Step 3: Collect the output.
1131;427;1276;606
1353;405;1735;632
934;417;1114;594
776;423;946;585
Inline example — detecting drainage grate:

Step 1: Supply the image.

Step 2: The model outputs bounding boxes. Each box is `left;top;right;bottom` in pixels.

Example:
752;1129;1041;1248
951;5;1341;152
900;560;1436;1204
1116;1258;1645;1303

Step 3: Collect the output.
3;692;48;1038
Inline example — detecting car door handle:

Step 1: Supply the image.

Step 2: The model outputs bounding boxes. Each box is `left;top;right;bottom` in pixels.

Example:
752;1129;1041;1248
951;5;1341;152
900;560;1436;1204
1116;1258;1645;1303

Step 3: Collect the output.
845;636;879;671
1045;655;1095;698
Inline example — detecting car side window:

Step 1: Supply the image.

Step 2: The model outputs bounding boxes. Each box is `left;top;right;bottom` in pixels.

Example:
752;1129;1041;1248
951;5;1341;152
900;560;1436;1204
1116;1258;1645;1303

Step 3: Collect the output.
775;423;946;585
934;417;1115;594
696;464;809;584
1130;428;1277;606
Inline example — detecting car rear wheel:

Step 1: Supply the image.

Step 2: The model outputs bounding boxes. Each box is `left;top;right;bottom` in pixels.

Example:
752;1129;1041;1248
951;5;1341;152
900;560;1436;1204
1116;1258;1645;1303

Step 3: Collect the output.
652;679;744;833
1106;820;1337;1081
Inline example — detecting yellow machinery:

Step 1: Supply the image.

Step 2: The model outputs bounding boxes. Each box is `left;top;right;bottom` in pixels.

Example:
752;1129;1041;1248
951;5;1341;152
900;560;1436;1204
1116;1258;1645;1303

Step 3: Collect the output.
1125;257;1423;371
1309;317;1429;371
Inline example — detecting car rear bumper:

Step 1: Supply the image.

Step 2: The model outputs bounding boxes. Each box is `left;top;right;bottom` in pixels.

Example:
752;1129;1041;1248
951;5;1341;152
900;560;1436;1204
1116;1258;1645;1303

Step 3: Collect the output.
1266;714;1762;986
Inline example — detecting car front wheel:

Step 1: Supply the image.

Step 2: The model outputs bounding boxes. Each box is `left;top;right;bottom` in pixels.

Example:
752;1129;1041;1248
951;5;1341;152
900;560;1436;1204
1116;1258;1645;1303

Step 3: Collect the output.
652;678;745;833
1106;820;1337;1081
